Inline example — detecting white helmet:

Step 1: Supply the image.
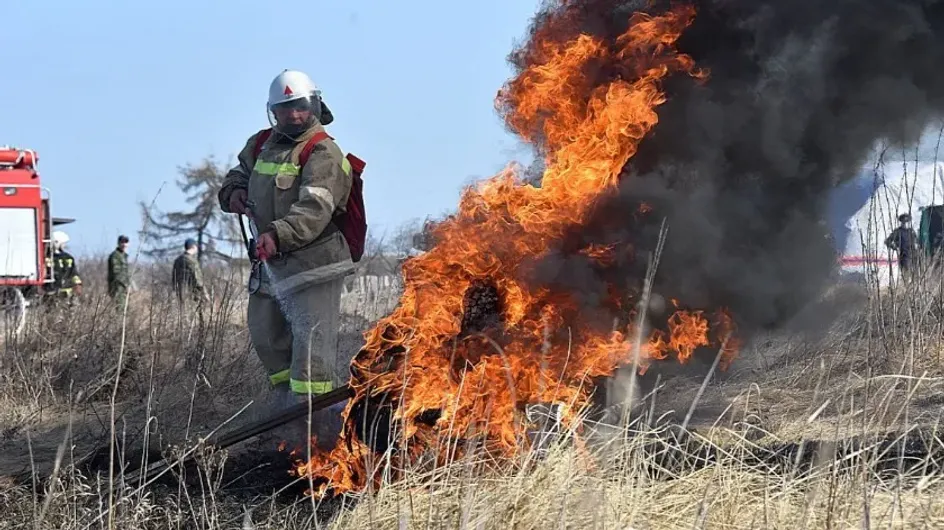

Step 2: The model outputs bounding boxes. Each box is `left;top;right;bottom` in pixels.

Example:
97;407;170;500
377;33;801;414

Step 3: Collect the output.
267;69;323;137
52;230;69;249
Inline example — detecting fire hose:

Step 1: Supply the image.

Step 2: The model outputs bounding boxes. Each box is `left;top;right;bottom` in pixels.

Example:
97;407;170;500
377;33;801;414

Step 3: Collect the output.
122;385;353;485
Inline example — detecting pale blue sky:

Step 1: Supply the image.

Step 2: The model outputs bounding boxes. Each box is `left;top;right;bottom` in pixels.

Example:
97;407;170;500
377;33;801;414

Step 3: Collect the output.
1;1;539;257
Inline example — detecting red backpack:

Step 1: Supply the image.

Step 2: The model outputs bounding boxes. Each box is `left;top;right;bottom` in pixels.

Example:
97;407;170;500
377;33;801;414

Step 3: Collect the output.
252;128;367;262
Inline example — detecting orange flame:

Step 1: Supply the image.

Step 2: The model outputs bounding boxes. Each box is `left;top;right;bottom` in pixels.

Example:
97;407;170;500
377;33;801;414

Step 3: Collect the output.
293;4;738;497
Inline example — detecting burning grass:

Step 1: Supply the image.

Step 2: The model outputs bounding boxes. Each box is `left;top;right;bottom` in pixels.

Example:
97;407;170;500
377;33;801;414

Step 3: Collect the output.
2;263;944;528
5;2;944;526
298;4;742;498
3;398;944;529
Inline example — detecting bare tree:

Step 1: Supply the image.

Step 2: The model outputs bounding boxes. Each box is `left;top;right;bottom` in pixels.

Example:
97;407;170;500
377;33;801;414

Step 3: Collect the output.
387;217;425;257
139;157;243;263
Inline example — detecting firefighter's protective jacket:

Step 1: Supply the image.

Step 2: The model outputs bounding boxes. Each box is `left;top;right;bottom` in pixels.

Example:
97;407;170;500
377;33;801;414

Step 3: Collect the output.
219;123;354;296
107;248;129;296
172;252;205;301
49;251;82;295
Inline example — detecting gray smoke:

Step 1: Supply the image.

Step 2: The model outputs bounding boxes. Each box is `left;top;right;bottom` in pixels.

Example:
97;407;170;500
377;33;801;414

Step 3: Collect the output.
510;0;944;335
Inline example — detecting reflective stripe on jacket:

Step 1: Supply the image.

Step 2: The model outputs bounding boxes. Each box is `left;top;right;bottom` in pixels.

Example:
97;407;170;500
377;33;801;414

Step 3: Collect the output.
219;124;355;295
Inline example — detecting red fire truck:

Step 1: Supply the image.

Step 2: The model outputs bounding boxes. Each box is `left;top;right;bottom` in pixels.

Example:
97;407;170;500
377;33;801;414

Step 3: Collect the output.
0;146;74;335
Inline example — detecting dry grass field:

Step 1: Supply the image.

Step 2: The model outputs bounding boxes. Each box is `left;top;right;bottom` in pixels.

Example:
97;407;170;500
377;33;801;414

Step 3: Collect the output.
2;255;944;529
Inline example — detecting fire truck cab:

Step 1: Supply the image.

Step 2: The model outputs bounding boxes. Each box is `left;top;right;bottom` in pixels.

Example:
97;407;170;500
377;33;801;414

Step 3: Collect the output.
0;146;73;335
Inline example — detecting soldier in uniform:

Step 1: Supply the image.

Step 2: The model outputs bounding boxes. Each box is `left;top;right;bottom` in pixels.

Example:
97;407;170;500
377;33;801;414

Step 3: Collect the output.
107;235;130;311
172;238;208;306
885;213;919;280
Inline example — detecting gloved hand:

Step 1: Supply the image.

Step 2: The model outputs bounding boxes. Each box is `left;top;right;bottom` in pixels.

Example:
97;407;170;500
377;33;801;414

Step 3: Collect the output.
255;232;278;261
74;284;83;296
229;188;249;215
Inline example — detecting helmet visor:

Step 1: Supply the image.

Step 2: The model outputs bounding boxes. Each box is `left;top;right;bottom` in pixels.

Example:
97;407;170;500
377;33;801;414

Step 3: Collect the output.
268;95;321;136
273;95;315;112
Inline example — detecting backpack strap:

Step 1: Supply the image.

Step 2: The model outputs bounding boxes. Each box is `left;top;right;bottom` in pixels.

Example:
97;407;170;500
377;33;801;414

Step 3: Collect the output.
255;129;331;167
298;131;332;168
252;128;274;159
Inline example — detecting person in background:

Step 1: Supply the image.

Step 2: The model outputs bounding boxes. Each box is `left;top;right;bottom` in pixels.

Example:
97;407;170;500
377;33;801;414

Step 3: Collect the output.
107;235;131;310
885;213;919;279
45;230;83;305
172;238;208;306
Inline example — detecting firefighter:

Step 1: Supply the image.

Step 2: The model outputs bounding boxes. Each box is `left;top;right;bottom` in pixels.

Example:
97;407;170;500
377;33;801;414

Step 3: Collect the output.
46;230;83;303
885;213;919;279
107;235;131;310
172;238;208;306
218;69;354;449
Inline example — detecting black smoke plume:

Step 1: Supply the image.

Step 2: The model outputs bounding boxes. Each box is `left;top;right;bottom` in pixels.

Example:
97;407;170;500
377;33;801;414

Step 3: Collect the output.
510;0;944;335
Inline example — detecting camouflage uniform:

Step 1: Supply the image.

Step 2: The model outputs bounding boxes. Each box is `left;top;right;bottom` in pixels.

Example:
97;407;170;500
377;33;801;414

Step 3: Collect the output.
107;247;130;309
172;251;206;305
219;120;354;400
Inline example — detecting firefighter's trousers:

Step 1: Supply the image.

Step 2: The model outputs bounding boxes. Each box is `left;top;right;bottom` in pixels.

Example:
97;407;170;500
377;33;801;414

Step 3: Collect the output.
248;277;344;396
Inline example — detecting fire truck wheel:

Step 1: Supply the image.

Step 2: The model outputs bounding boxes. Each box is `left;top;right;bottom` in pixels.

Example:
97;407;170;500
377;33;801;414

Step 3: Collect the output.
1;287;27;337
